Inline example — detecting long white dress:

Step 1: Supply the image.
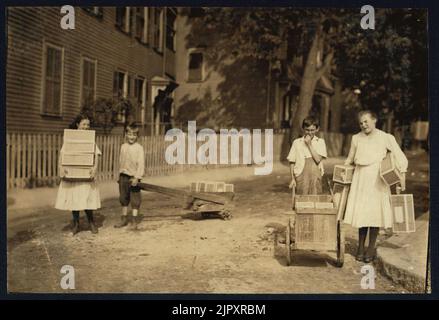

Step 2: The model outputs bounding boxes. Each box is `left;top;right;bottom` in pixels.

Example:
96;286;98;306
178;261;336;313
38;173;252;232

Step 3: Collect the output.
343;129;408;228
54;145;102;211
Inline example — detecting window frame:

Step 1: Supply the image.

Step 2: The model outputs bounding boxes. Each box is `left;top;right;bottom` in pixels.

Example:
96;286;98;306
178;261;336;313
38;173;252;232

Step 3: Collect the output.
166;7;177;52
151;7;164;53
40;41;64;117
134;76;147;124
187;49;205;83
115;7;132;35
79;56;97;108
113;70;130;123
113;70;129;100
135;7;149;44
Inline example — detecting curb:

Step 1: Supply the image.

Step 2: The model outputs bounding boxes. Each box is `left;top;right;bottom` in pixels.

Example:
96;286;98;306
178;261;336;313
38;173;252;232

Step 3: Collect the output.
374;251;427;293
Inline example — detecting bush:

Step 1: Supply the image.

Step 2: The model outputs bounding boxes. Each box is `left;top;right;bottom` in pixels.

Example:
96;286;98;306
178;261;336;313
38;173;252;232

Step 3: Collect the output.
81;97;138;134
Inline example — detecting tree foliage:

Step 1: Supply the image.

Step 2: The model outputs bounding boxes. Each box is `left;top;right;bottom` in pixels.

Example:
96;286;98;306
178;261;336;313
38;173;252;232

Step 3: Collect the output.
195;7;427;134
334;8;427;124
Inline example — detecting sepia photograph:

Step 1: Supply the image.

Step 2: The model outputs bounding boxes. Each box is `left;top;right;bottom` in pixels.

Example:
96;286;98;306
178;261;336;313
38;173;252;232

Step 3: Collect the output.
5;5;430;294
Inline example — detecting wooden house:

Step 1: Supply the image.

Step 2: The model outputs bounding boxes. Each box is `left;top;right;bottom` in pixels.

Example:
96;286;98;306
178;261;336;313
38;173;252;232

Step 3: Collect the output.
6;6;179;135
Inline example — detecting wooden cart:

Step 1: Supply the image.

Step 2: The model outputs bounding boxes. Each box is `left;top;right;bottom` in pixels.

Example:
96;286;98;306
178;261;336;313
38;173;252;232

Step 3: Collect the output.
285;194;345;267
138;182;234;220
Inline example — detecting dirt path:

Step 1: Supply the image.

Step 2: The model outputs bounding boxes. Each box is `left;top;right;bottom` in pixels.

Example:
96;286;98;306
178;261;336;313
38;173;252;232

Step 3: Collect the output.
8;173;409;294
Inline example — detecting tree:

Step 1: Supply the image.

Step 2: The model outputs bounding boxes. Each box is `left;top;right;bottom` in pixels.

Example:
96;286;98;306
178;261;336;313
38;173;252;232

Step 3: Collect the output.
198;8;342;138
196;7;427;137
334;9;427;126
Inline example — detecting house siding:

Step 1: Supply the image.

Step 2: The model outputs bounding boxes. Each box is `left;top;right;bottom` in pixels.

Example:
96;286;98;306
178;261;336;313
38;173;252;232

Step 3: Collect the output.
7;7;173;134
174;13;270;130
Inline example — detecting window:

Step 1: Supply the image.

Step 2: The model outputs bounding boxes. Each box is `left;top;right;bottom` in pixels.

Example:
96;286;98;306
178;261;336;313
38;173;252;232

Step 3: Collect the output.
134;77;147;123
135;7;149;43
113;71;130;123
42;43;64;116
188;52;203;82
83;7;103;18
113;71;129;99
80;58;97;106
151;7;164;52
166;8;177;51
115;7;131;34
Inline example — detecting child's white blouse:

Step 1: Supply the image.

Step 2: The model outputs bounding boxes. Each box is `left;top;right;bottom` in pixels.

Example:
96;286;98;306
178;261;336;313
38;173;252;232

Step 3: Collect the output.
287;136;327;177
346;129;408;172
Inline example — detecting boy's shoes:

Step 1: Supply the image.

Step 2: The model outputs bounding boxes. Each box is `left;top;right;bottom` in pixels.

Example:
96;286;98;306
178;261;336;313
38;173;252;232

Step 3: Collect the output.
72;221;80;235
355;254;365;262
129;217;139;231
364;250;377;263
90;222;98;234
114;215;129;228
355;249;365;262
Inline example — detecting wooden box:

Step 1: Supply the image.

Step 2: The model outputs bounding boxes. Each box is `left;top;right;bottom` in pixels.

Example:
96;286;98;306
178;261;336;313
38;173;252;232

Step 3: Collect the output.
411;121;429;141
62;166;93;180
295;212;337;251
63;141;95;153
295;195;335;214
190;181;234;193
61;129;96;178
206;182;216;192
190;182;198;192
380;152;402;186
390;194;416;233
216;182;226;193
333;165;355;184
61;153;95;166
332;183;350;221
63;129;95;141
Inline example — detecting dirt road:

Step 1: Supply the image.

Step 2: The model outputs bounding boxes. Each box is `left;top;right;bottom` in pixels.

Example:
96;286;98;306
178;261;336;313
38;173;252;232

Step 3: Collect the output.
8;171;411;294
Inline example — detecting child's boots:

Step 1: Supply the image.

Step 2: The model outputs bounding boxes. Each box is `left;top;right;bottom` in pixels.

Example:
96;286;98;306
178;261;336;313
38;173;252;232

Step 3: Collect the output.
86;211;98;234
129;216;139;231
72;212;80;235
114;215;129;228
72;220;80;235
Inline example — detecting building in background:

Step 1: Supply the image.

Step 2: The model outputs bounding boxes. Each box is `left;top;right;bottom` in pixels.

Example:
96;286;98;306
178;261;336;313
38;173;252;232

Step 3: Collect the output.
174;8;335;132
6;6;178;135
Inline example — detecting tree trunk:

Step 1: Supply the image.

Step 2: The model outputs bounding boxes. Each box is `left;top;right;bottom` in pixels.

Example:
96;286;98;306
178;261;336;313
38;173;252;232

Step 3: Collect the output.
290;28;330;141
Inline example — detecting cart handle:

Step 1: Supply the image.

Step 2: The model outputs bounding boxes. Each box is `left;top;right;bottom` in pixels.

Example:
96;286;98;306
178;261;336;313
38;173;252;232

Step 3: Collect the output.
291;185;296;210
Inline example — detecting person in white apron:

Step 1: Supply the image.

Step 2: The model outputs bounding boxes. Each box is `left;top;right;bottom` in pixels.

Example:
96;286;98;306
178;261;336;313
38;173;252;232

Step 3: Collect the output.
344;110;408;262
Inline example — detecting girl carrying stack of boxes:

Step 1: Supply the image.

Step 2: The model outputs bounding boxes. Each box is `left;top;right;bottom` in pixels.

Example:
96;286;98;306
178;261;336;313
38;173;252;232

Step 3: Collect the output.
55;114;101;235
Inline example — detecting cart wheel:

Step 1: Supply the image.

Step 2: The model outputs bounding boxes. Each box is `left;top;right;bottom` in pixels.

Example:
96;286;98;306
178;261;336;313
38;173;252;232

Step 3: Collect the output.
286;218;292;266
336;220;345;268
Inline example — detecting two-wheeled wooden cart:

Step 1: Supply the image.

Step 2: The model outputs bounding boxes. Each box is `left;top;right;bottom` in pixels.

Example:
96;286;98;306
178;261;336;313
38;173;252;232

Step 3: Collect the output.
285;193;345;267
138;182;235;220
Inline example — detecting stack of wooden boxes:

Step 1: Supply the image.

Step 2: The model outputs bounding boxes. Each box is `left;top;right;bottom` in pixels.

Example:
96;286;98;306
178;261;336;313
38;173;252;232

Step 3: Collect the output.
380;152;415;233
332;165;354;221
190;181;234;193
294;195;337;251
61;129;96;181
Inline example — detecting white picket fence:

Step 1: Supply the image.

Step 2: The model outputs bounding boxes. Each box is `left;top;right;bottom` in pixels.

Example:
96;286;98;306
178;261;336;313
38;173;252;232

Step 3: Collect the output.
6;131;347;189
6;133;185;189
